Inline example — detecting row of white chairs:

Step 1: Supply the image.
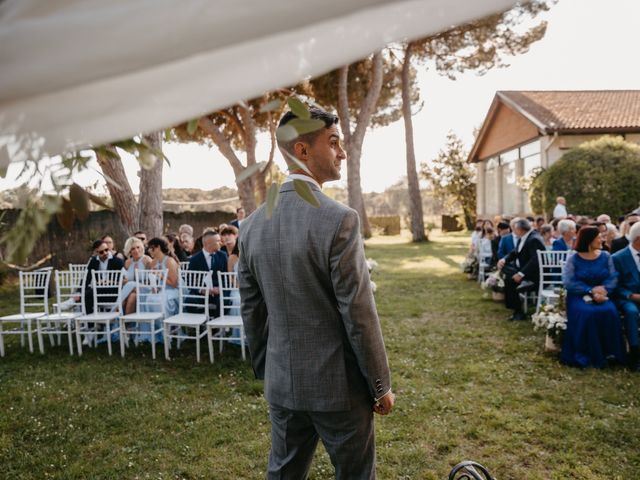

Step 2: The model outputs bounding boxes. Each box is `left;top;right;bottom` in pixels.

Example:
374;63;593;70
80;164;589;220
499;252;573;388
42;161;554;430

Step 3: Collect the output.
0;267;246;363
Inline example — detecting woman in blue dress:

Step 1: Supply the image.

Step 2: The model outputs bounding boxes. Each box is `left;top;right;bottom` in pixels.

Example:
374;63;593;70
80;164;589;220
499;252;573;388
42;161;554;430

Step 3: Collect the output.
137;237;180;343
120;237;152;314
561;225;626;368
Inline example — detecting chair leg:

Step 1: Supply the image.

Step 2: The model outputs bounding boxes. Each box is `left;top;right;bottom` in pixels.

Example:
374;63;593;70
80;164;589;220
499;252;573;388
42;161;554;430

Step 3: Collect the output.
241;328;246;361
20;321;25;348
76;321;83;357
106;322;113;356
37;320;45;354
0;324;4;357
67;322;74;356
151;323;156;360
196;326;201;363
120;319;126;358
27;320;34;353
164;328;170;360
207;327;214;364
48;324;55;347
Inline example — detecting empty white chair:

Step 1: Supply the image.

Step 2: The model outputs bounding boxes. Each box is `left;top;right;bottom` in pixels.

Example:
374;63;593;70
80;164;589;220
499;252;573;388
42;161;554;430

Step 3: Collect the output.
0;270;52;356
206;271;246;363
536;250;570;312
163;270;211;362
75;270;123;356
36;270;83;355
119;269;167;359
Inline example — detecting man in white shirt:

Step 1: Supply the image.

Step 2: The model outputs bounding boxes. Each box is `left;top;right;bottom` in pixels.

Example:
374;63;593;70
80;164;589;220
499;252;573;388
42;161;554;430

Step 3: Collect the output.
553;196;568;219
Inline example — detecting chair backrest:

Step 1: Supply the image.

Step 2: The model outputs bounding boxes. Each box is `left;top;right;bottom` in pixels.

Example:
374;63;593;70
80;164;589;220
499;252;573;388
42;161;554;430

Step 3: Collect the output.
134;269;168;313
178;270;211;315
537;250;570;290
91;270;123;313
68;264;88;289
54;270;83;314
19;270;52;315
217;271;239;318
179;261;190;271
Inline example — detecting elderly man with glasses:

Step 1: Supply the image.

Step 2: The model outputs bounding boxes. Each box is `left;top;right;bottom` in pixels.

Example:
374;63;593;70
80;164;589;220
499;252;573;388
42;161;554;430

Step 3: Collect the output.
84;238;125;314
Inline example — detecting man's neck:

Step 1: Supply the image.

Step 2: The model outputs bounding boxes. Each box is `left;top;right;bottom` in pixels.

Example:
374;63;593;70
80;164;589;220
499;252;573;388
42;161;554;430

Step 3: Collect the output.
286;172;322;190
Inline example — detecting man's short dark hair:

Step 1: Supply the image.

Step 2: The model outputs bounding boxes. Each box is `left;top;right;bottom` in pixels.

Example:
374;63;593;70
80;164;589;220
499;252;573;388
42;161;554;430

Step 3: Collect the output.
277;106;339;156
92;239;106;251
236;207;244;213
202;230;220;241
497;222;510;230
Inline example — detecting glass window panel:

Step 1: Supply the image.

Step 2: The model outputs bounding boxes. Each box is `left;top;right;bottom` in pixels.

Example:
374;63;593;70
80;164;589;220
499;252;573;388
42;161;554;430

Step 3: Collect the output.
520;140;541;158
502;160;518;215
500;148;518;164
484;162;498;214
523;153;542;178
485;156;499;169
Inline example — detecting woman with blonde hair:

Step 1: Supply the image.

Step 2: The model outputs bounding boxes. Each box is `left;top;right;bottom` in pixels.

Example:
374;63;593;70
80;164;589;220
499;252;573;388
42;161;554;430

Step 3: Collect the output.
120;236;152;314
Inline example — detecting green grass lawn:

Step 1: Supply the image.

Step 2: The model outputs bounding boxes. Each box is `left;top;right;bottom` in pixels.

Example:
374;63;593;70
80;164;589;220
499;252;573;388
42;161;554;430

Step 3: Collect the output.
1;232;639;479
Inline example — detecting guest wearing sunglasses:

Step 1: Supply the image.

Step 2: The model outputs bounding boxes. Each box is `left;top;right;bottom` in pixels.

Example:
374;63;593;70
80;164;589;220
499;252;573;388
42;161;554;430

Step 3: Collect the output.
84;239;125;314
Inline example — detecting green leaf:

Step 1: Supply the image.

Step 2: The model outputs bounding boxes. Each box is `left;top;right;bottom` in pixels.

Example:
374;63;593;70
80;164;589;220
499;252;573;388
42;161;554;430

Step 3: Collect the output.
0;163;7;179
69;183;90;220
236;161;268;184
260;99;282;113
187;119;199;135
288;118;325;136
56;198;75;231
287;97;310;119
282;150;311;175
293;179;320;208
265;182;280;219
276;124;298;143
164;128;172;142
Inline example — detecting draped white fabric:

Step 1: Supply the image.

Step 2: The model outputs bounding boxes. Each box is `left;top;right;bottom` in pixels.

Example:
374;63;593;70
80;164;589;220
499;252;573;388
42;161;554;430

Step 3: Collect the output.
0;0;515;167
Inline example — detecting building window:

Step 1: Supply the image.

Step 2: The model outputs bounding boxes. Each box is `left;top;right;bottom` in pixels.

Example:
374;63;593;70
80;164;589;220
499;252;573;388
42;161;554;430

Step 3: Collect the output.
520;140;541;211
484;157;499;214
501;149;518;215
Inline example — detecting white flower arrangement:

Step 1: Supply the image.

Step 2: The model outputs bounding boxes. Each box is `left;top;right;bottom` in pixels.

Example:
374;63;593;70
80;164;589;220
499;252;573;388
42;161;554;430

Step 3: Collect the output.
481;270;505;292
531;289;567;341
461;254;478;275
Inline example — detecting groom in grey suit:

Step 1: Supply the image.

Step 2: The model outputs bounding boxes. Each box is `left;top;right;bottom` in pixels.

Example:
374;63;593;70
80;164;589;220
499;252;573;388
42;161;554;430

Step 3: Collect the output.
238;106;394;479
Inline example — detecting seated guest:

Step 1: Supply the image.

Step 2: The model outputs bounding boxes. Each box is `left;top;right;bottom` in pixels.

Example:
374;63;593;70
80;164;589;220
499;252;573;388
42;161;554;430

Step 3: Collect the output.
612;222;640;371
121;236;152;314
535;216;545;232
188;230;228;316
553;196;568;219
597;214;611;224
492;222;510;264
497;218;546;320
539;224;554;250
497;218;518;260
84;239;125;314
595;222;610;252
553;219;576;251
178;224;194;238
470;219;484;254
134;230;149;255
230;207;246;229
102;234;126;261
166;233;189;262
180;233;195;257
611;214;640;254
478;226;495;270
220;225;240;272
561;226;625;368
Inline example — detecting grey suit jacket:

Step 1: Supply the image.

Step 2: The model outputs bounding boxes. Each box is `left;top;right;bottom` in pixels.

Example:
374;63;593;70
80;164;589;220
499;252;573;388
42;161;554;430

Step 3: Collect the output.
238;181;391;412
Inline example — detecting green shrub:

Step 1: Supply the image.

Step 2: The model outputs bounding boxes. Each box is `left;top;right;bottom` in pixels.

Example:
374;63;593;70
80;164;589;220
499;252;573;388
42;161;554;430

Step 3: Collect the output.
530;136;640;218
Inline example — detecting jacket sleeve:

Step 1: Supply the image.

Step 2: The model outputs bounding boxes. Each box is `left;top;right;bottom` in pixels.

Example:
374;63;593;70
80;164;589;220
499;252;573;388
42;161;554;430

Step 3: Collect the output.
521;237;545;278
613;254;633;300
238;240;268;380
329;209;391;401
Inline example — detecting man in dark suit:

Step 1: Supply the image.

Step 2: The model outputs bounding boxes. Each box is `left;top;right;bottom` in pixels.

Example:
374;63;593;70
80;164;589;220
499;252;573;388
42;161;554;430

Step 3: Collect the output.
84;239;125;314
611;213;639;254
188;230;227;316
230;207;245;229
239;106;393;479
498;218;546;321
612;222;640;371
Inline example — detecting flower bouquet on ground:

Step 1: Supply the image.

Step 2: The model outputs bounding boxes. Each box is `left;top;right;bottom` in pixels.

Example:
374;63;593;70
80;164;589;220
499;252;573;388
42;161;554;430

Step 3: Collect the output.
531;288;567;352
461;253;478;280
481;270;505;301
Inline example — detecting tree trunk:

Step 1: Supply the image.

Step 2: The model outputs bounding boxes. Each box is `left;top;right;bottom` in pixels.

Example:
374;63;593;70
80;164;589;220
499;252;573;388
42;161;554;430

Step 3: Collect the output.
95;148;139;238
402;43;427;242
138;132;164;237
338;53;385;239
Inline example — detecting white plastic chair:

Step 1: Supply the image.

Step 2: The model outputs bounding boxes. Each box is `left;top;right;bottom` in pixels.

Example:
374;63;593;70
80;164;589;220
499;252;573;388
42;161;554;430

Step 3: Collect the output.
119;269;167;359
179;261;190;271
75;270;123;356
0;270;52;356
536;250;570;313
163;270;211;362
206;271;246;363
36;270;83;355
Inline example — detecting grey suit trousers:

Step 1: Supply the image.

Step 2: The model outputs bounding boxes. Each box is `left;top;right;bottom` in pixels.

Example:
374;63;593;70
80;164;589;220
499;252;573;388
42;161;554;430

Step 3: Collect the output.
267;400;375;480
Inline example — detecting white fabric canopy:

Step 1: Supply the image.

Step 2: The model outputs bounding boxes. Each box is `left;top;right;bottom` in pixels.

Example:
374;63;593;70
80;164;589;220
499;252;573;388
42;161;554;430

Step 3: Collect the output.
0;0;515;167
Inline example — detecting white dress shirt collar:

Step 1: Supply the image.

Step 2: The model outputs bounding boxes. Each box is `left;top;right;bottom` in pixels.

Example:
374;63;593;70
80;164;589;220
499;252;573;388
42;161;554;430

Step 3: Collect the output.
629;244;640;271
517;229;533;252
284;174;321;191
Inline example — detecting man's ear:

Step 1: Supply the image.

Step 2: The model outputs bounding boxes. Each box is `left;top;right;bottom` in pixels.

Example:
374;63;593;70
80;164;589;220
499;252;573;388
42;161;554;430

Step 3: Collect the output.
293;141;308;160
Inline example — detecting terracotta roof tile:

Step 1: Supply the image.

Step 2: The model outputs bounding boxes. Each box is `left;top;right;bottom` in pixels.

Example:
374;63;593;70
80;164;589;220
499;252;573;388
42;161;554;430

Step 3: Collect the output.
498;90;640;132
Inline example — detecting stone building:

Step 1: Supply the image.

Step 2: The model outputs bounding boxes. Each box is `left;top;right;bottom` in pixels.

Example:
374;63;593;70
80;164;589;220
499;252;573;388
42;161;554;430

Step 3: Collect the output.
468;90;640;217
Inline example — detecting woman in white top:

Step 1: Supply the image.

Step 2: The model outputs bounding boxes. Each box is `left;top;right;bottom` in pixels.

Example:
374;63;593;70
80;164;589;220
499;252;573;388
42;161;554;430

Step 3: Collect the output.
121;237;152;314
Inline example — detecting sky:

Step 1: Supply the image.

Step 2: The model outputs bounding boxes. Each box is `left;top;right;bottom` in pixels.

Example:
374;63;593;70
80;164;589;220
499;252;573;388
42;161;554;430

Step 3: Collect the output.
1;0;639;195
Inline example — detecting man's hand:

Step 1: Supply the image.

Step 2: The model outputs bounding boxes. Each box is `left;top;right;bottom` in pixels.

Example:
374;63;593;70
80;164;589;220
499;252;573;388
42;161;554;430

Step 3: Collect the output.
592;286;607;296
209;287;220;296
630;293;640;303
497;259;505;270
512;273;524;284
373;390;395;416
